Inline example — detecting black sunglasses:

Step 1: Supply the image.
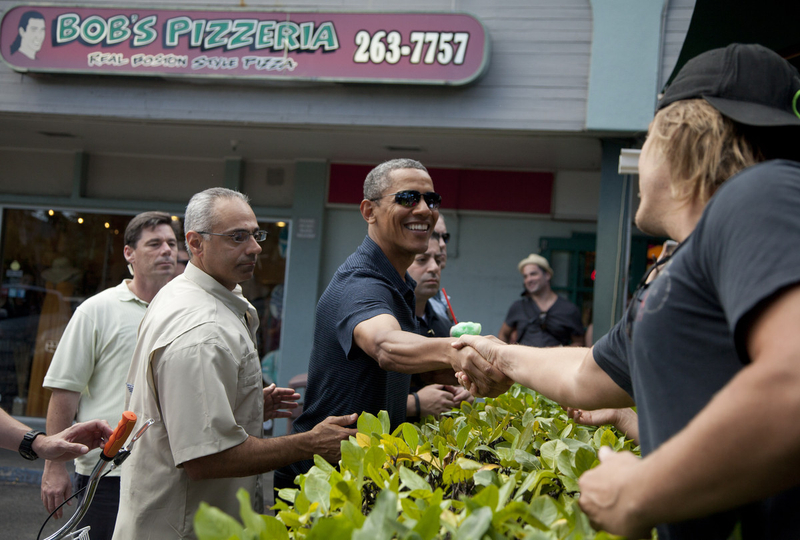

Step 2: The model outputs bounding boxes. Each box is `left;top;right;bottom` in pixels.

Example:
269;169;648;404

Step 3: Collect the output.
371;190;442;210
624;243;682;340
197;230;268;243
430;231;451;244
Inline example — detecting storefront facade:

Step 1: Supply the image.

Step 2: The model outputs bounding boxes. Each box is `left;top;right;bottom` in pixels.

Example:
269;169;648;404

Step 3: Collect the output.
0;0;693;429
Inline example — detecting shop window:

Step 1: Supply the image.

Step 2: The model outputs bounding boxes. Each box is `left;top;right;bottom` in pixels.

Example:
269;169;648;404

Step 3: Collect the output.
0;207;287;417
539;233;597;329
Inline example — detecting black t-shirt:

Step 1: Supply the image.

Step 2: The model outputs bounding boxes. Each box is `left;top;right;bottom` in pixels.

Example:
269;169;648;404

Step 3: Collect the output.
504;294;584;347
278;236;416;479
594;160;800;539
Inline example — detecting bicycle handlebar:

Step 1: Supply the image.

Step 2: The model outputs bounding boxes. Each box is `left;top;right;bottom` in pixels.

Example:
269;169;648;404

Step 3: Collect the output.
43;411;141;540
102;411;136;460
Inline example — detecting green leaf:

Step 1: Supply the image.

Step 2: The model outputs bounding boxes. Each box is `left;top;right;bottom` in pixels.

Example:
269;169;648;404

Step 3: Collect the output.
260;515;290;540
455;507;493;540
573;446;598;476
456;457;482;470
456;424;471;450
306;516;356;540
236;489;266;538
275;488;297;504
194;501;245;540
341;439;365;475
473;469;498;487
294;490;310;514
358;412;384;436
378;410;391;434
403;423;420;451
539;440;567;469
400;466;432;492
556;450;577;480
599;428;618;449
353;490;398;540
513;449;541;470
470;484;499;510
304;470;332;513
314;454;336;473
413;499;443;540
365;445;387;472
528;495;561;527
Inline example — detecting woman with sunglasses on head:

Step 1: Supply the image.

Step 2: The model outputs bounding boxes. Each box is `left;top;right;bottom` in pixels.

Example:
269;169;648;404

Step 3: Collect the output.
455;44;800;539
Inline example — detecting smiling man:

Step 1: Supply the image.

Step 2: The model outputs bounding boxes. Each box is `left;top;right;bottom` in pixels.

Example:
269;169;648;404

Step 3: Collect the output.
274;159;509;489
114;188;356;540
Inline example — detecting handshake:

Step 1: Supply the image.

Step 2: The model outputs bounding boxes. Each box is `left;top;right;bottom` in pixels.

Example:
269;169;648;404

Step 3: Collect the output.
448;322;515;398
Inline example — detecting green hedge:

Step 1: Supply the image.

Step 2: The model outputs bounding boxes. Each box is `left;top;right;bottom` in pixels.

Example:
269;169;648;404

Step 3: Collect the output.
195;385;640;540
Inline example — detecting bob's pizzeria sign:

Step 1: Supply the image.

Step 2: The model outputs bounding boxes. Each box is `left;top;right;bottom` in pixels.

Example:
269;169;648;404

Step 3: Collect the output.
0;5;489;85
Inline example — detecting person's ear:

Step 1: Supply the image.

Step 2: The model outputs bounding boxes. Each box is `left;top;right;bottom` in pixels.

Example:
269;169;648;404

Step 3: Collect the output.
186;231;204;258
360;199;378;224
123;244;135;265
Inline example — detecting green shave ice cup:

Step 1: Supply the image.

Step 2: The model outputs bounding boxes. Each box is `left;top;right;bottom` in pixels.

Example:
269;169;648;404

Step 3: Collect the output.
450;322;482;337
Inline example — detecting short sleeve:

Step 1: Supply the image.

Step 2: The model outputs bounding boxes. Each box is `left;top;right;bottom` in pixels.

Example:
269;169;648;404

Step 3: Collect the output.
696;161;800;361
154;336;250;465
43;309;97;393
592;319;634;397
337;273;402;360
504;300;520;328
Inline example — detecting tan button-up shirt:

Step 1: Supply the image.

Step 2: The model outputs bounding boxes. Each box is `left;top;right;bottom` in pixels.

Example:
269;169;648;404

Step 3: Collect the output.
113;263;262;540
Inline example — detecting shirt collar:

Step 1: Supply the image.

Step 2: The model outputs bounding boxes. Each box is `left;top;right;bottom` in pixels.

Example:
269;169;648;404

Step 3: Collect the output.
183;262;255;323
361;235;417;298
119;280;148;306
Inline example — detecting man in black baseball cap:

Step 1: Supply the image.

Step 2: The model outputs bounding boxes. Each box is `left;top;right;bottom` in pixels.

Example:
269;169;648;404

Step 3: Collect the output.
454;43;800;539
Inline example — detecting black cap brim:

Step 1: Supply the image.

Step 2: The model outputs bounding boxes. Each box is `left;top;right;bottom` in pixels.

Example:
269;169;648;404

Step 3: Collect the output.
705;95;800;127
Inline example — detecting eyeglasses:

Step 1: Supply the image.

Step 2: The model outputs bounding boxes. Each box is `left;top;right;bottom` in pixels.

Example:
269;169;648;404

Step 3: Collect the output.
624;243;682;340
370;190;442;210
430;231;451;244
197;230;268;243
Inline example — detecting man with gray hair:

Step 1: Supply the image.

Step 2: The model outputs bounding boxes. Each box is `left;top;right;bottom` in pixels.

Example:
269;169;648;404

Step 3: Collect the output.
274;159;509;489
114;188;357;540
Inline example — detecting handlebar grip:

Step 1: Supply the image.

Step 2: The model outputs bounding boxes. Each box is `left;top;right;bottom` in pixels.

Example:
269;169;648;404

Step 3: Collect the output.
103;411;137;459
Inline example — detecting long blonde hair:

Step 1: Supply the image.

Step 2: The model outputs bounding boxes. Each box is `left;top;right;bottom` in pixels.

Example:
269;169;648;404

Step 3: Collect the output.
648;99;763;204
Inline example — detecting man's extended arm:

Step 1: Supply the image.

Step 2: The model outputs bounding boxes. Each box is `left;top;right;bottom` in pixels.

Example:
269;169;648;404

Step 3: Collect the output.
454;335;633;410
0;410;109;458
578;284;800;538
354;314;512;397
41;389;81;517
182;414;357;480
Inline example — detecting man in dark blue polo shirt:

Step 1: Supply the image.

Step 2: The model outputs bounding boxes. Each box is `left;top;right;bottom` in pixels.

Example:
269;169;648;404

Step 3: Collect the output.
275;159;510;489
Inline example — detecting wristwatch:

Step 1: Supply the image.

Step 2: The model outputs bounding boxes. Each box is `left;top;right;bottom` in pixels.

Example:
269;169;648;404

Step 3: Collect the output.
19;430;46;461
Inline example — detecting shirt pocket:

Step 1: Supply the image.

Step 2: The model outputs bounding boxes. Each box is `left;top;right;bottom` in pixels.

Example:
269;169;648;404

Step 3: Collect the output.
234;350;263;435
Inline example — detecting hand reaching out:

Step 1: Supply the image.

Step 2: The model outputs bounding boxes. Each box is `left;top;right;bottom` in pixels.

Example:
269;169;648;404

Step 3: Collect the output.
34;419;112;462
578;447;653;539
308;413;358;463
263;383;301;421
566;407;640;444
451;334;513;397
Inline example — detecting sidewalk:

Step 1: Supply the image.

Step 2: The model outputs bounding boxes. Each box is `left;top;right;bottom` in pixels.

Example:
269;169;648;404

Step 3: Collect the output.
0;415;77;538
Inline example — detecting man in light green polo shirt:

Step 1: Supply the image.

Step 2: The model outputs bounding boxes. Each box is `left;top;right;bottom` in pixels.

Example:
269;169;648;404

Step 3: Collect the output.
41;211;178;540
